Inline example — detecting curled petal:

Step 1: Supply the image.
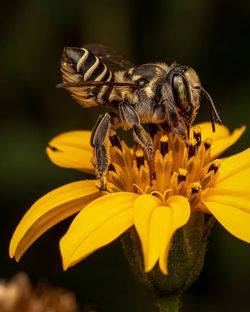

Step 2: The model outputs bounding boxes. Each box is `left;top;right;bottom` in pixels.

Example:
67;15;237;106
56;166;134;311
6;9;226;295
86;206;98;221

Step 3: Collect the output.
159;196;191;274
9;180;100;261
134;195;190;274
134;194;162;272
60;192;138;270
46;131;94;174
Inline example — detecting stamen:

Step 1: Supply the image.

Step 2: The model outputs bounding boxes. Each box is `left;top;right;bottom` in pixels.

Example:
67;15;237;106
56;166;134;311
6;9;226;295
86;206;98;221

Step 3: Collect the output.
201;175;211;188
177;168;187;183
204;138;212;150
135;149;145;169
188;182;202;208
160;135;169;156
109;133;122;150
191;182;201;194
207;163;218;174
188;138;197;159
193;126;201;148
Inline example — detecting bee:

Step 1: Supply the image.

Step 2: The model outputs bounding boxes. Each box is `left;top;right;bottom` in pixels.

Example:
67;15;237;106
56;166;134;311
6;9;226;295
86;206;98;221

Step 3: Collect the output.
57;44;222;189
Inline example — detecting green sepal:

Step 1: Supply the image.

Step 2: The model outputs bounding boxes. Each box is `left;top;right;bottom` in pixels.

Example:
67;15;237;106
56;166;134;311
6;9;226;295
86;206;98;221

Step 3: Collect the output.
121;212;215;296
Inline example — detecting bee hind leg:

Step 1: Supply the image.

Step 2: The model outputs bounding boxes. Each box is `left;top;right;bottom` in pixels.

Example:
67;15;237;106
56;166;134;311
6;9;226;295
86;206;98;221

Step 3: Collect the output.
91;112;120;190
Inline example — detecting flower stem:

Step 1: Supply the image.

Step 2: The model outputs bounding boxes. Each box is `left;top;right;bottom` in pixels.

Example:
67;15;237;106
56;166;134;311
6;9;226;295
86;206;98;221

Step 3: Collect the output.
157;294;180;312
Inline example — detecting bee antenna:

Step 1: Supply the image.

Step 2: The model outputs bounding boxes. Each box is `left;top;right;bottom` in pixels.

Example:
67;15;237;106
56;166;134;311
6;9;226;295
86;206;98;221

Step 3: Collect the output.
198;86;223;132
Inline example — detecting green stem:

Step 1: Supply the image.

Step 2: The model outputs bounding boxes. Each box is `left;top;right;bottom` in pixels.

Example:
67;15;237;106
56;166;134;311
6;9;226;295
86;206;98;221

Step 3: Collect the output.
157;294;180;312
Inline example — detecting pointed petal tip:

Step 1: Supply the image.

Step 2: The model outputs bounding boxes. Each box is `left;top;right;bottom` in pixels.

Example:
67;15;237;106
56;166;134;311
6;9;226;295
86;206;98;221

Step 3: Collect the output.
160;266;168;275
59;192;137;270
159;256;169;275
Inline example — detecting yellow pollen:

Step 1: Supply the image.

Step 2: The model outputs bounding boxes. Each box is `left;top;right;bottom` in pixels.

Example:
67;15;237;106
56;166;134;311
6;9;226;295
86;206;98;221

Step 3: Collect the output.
160;135;168;143
192;125;201;134
191;182;202;192
103;127;221;200
188;137;197;147
135;149;144;158
178;168;187;177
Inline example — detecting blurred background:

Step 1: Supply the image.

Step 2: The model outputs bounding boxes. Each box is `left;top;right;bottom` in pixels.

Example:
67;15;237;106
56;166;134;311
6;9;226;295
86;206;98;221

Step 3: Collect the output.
1;0;250;311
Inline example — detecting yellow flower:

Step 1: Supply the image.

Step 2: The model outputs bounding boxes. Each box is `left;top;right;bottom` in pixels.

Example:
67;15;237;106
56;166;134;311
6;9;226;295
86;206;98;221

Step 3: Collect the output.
9;123;250;275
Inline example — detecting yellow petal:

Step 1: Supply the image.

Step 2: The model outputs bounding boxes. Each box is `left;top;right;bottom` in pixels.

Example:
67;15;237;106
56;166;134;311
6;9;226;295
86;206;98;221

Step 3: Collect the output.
134;195;190;275
159;196;191;274
216;148;250;184
193;123;246;158
202;200;250;243
211;126;246;159
194;122;230;140
60;192;138;270
133;194;162;271
147;206;171;273
46;131;94;174
203;189;250;212
9;180;100;261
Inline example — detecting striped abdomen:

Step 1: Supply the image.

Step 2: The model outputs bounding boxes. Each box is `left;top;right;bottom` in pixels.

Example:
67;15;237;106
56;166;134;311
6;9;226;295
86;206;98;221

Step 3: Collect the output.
61;47;114;107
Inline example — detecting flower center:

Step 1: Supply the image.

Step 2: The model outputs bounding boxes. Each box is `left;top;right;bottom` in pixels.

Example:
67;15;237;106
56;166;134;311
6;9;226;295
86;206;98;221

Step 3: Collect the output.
94;127;221;209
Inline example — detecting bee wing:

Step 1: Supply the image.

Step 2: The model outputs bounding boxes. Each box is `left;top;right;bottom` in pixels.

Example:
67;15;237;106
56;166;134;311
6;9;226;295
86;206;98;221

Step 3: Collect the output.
56;80;136;89
83;44;135;71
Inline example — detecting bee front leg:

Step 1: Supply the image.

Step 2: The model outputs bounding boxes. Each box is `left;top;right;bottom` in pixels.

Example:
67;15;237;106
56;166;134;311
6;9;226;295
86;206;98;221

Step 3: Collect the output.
164;103;187;140
119;104;153;160
91;112;120;190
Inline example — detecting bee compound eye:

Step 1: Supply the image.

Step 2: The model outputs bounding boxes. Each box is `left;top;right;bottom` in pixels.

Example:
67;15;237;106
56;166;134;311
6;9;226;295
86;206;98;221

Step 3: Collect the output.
136;78;149;88
172;74;190;109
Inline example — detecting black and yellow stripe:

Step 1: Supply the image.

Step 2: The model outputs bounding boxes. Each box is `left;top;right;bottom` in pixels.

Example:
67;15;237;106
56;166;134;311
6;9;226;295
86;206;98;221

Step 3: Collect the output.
61;47;114;107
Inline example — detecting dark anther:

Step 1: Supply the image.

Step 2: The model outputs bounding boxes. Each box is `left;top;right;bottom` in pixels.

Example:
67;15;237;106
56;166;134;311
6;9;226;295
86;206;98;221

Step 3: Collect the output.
178;173;187;183
191;186;200;194
193;131;201;148
109;134;122;150
207;163;218;174
108;163;116;172
135;150;144;169
188;144;196;159
148;123;158;138
160;139;168;157
47;144;60;152
204;141;211;150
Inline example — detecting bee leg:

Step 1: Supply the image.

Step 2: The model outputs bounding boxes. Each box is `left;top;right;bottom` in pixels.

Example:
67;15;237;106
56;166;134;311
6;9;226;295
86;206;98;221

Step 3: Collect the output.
165;103;187;140
91;112;120;190
119;104;153;160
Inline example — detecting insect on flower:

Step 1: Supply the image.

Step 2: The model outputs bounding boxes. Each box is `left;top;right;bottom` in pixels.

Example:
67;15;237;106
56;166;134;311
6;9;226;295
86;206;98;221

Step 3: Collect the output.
57;44;222;189
9;122;250;275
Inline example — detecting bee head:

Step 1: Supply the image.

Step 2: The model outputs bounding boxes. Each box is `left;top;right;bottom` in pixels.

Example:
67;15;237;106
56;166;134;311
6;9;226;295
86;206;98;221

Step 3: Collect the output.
164;64;222;131
163;65;201;125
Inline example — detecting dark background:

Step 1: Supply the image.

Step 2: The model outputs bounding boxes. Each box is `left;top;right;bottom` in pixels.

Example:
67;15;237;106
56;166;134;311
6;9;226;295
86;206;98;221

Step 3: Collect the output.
1;0;250;311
